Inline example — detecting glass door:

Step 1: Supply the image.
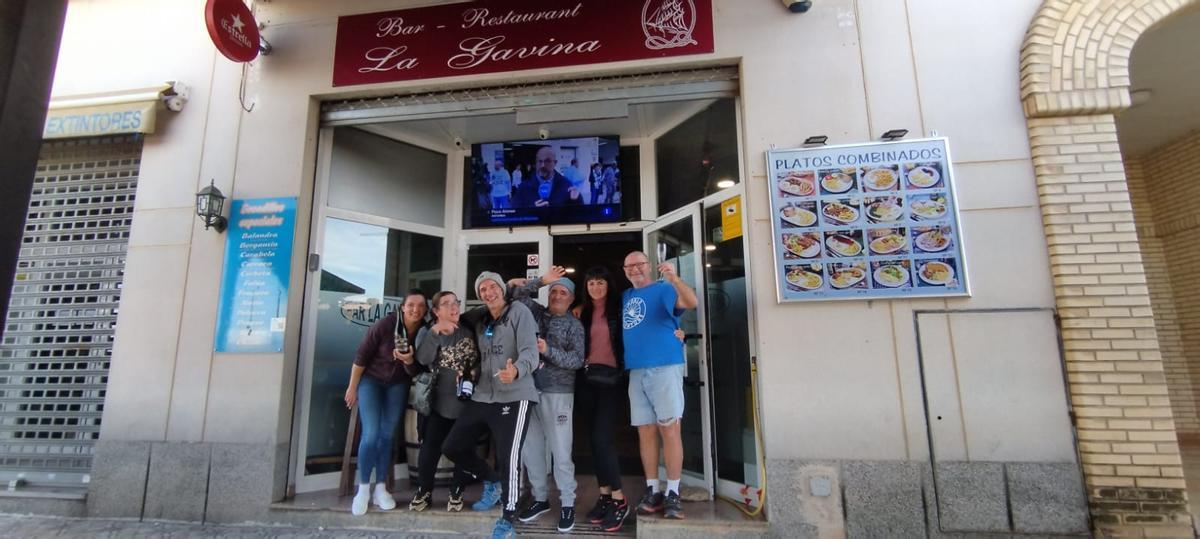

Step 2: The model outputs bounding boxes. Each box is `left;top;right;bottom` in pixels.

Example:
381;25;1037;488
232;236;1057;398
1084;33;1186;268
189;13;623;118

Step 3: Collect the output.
457;230;550;308
642;204;713;495
294;216;443;492
702;190;762;507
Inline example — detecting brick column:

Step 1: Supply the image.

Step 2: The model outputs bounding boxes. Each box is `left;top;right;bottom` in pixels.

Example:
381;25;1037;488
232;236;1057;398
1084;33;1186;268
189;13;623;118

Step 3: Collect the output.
1030;114;1190;534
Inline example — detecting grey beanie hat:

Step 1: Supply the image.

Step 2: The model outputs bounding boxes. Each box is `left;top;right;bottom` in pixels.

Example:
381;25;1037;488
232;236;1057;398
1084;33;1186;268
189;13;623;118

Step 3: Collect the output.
474;271;506;296
548;277;575;296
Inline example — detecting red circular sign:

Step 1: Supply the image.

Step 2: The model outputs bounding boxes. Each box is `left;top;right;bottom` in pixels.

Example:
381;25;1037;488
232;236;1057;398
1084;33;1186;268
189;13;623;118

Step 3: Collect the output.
205;0;260;63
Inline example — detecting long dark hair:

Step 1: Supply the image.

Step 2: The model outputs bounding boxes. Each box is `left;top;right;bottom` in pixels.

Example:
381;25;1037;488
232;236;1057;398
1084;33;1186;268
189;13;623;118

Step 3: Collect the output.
578;265;623;363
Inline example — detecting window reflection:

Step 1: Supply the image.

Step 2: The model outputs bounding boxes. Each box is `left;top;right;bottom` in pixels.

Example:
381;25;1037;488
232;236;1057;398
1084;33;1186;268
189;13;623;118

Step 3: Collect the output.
305;218;442;475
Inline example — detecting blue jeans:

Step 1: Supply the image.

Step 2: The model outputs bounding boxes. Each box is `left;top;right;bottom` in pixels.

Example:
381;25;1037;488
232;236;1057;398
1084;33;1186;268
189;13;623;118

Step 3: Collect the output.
356;376;407;484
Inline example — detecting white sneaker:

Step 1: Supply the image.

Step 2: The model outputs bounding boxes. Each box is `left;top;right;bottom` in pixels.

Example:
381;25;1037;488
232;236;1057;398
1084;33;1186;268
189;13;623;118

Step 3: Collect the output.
372;484;396;510
351;488;370;515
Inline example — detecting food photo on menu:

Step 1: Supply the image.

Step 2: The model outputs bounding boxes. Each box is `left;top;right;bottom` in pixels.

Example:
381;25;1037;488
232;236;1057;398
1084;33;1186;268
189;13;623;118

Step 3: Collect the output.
826;261;869;290
912;225;953;254
823;229;864;258
860;164;901;192
782;232;822;260
867;227;910;256
871;260;913;289
777;170;817;198
779;201;818;228
818;168;858;195
864;195;904;224
904;162;944;190
785;263;824;292
821;197;861;226
907;193;949;221
915;258;958;288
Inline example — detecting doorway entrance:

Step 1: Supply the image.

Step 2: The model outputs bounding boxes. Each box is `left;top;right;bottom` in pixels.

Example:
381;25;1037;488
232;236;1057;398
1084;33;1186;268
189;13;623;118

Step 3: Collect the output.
294;71;760;507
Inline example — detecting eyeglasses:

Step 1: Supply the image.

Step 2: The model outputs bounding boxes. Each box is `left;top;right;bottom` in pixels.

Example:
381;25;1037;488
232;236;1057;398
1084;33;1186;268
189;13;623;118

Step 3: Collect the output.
622;262;648;270
437;299;462;309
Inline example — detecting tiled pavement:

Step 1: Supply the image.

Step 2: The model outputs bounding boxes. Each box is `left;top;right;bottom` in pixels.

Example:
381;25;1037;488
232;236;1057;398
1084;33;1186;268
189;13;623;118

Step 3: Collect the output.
0;514;466;538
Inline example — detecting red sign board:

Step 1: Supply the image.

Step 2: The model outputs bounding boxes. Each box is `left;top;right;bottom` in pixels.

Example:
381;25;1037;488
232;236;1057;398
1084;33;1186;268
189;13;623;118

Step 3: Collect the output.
333;0;714;87
205;0;261;63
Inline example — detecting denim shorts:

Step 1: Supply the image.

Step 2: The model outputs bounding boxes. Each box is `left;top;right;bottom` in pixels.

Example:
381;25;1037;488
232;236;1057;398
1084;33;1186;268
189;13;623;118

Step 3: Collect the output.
628;364;685;426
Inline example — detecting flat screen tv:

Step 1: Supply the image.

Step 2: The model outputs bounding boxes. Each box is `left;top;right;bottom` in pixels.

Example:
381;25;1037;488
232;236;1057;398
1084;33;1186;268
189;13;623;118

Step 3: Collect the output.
465;135;623;228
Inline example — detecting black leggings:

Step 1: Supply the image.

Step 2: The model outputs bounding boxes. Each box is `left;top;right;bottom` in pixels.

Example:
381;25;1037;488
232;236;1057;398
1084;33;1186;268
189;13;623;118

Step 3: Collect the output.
417;411;469;492
442;400;533;521
576;380;622;491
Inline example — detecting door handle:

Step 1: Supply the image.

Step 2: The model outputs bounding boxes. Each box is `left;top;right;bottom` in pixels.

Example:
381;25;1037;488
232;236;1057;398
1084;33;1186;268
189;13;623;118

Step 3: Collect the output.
684;379;705;388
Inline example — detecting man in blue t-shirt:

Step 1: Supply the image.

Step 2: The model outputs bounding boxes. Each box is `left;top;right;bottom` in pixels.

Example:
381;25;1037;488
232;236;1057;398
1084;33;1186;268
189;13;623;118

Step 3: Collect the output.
620;250;698;520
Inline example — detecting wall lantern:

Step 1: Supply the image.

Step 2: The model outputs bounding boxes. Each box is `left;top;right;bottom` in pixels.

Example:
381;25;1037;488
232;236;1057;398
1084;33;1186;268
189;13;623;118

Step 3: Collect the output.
195;180;228;232
880;129;909;141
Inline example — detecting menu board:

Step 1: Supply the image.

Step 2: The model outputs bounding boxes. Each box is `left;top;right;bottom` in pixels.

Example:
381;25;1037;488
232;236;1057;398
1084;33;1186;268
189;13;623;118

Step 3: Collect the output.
765;138;968;302
214;197;297;352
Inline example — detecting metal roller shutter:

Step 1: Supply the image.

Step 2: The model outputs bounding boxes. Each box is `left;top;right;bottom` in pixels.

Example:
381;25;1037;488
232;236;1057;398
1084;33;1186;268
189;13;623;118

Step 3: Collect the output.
321;65;739;125
0;135;141;488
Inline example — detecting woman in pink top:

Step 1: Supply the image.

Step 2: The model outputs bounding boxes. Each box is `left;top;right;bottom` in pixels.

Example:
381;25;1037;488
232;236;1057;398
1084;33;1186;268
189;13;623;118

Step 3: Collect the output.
574;266;630;532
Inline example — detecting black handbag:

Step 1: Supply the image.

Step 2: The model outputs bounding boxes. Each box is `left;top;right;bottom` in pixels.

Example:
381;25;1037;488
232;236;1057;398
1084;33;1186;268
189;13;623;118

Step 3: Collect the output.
584;363;621;388
410;345;438;416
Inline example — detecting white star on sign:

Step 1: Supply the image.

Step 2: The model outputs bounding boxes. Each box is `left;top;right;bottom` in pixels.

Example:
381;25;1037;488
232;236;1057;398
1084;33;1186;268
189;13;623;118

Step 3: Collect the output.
230;14;245;32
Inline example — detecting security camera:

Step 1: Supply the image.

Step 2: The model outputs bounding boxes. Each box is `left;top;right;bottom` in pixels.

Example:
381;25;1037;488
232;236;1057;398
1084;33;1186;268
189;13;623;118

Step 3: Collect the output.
782;0;812;13
163;95;186;112
453;137;464;149
537;128;550;141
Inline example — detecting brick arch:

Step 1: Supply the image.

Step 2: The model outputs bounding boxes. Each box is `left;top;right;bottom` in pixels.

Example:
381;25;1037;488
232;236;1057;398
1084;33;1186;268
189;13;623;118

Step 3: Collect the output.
1020;0;1198;118
1021;0;1199;535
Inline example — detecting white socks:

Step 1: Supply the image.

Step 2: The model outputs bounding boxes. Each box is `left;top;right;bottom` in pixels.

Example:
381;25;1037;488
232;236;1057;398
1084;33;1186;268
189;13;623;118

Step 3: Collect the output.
646;479;660;493
351;484;370;515
666;479;681;496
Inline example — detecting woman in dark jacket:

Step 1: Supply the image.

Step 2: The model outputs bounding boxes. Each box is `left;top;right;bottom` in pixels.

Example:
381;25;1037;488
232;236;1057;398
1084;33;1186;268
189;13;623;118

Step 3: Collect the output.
573;266;630;532
343;290;428;516
409;291;479;513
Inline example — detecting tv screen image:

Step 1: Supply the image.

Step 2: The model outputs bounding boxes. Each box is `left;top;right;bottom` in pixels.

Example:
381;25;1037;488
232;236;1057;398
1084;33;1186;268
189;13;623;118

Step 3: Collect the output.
466;135;622;228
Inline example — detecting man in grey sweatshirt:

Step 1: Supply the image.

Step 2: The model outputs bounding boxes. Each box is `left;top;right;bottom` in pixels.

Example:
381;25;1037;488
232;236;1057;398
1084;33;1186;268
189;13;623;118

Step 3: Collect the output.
438;271;539;539
508;266;585;532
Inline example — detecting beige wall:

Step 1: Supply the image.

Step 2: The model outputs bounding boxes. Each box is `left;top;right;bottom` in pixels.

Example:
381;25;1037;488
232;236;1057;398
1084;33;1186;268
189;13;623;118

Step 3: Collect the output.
1126;130;1200;437
53;0;1072;467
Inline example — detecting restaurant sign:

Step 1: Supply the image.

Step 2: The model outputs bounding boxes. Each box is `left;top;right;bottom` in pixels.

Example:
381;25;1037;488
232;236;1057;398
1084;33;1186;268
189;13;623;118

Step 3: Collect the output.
765;138;970;303
333;0;714;87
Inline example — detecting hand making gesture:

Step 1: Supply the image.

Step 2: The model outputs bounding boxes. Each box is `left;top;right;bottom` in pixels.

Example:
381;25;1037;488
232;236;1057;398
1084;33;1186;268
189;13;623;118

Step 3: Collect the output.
497;358;518;384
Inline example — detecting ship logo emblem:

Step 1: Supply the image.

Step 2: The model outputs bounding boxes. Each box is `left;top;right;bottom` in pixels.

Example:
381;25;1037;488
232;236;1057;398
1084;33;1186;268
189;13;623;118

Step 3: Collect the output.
641;0;699;50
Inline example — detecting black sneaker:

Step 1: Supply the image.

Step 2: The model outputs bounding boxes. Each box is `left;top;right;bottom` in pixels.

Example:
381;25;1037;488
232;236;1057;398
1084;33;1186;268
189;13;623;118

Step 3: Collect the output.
601;498;630;532
518;500;551;523
587;495;612;524
408;488;431;512
663;491;683;519
635;490;663;514
447;485;464;512
557;506;575;532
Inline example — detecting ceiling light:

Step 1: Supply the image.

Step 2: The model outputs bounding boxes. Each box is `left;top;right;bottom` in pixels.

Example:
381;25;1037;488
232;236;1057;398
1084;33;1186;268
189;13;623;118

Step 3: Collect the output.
704;244;717;251
716;179;736;189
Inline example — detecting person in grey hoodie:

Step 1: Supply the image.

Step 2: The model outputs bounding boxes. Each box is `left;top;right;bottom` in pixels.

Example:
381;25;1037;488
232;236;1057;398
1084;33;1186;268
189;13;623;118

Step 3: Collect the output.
437;271;539;539
507;266;585;532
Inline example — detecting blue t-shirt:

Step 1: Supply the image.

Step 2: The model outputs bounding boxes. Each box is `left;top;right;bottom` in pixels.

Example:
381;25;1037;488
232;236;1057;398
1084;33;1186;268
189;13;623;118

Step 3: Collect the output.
622;281;684;370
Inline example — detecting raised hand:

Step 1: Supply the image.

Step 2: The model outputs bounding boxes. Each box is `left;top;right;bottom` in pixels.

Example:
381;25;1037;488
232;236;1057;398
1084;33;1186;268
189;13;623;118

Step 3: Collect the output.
543;265;567;283
658;261;678;282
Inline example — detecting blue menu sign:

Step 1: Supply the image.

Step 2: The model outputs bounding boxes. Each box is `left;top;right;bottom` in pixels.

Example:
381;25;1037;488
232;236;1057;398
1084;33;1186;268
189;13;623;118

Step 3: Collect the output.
765;138;969;303
214;197;297;352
